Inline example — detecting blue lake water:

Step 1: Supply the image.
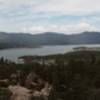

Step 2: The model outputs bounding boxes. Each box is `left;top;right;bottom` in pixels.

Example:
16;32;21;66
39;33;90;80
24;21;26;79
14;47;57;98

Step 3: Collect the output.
0;44;100;62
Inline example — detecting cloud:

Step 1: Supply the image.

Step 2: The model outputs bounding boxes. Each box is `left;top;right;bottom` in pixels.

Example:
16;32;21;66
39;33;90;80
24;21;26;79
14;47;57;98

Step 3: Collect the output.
30;0;100;15
0;0;100;33
0;0;100;16
21;22;100;34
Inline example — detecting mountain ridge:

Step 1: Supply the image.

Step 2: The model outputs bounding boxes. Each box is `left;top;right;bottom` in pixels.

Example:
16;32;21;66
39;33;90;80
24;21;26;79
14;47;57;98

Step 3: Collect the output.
0;31;100;49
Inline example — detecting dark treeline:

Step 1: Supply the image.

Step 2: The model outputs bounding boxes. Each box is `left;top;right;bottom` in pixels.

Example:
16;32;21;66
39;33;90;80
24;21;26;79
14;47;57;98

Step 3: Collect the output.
1;51;100;100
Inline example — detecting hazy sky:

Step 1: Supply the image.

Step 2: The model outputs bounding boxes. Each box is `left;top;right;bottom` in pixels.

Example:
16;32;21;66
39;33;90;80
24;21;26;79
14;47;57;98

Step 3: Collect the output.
0;0;100;34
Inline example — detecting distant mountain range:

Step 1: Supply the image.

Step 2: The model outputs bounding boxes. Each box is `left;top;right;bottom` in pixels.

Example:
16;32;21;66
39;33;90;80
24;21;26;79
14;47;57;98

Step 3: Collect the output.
0;31;100;49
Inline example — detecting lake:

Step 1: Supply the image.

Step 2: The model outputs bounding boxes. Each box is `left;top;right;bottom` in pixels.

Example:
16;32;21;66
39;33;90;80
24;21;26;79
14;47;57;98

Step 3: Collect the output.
0;44;100;62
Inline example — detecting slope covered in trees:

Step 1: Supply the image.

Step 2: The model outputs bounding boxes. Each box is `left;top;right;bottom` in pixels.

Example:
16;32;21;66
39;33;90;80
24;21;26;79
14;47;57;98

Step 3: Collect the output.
1;51;100;100
0;31;100;49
